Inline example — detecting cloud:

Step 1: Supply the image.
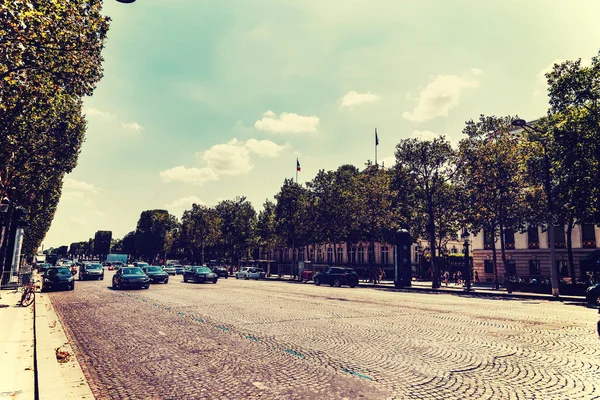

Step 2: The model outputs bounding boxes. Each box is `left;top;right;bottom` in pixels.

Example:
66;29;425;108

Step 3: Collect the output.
254;111;319;133
402;75;479;122
340;91;380;108
411;130;441;141
159;166;219;185
200;139;253;176
245;139;289;158
165;196;205;215
470;68;483;76
122;122;143;134
84;107;115;119
63;178;100;194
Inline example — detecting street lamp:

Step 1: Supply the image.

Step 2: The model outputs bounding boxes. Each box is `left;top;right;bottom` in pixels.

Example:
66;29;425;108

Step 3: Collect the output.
511;118;559;297
462;229;471;292
116;0;136;3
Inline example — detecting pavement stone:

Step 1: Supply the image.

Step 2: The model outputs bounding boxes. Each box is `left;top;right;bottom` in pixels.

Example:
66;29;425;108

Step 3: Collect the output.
46;271;600;400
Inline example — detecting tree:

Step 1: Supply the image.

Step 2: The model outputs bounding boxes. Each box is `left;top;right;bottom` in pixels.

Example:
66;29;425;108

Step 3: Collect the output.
93;230;112;260
459;115;529;288
181;204;221;265
215;197;257;266
56;245;68;257
395;136;457;288
274;180;308;273
122;231;137;259
257;199;278;274
135;210;179;262
110;238;123;254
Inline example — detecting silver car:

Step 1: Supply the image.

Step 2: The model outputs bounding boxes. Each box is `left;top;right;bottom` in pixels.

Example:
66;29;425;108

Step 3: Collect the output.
162;265;176;275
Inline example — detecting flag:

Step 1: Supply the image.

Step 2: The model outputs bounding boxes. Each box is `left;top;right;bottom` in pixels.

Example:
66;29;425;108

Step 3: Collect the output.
296;158;301;172
375;128;379;146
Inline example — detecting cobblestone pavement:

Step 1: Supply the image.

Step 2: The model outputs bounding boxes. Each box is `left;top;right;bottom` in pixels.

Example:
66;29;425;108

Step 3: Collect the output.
48;272;600;400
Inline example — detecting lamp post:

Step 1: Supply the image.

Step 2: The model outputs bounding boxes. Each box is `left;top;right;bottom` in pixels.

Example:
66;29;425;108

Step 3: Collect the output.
462;229;471;292
512;118;559;297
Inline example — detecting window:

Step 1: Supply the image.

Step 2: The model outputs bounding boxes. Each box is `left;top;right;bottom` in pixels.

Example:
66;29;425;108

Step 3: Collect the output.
309;248;314;262
528;226;539;249
484;229;494;249
368;245;375;264
504;229;515;249
337;247;344;264
298;248;305;261
552;225;566;249
484;260;494;273
317;248;323;263
358;247;365;264
529;260;540;276
506;261;517;275
558;260;569;277
582;224;596;249
381;246;389;265
350;248;356;264
327;248;333;264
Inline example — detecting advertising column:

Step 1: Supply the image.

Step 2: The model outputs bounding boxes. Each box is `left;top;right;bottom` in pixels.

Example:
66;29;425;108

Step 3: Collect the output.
10;227;24;282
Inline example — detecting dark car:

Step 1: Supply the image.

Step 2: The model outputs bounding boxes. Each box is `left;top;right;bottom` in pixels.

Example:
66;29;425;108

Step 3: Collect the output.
79;263;104;280
313;267;359;288
212;266;229;278
42;267;75;292
183;266;218;284
173;265;184;275
112;267;150;290
143;266;169;284
586;283;600;305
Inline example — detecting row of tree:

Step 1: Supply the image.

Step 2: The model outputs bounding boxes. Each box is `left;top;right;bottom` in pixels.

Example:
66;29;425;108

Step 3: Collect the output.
40;51;600;289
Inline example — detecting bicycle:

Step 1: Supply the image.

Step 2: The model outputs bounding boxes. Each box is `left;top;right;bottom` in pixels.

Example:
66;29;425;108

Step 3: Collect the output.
18;280;36;307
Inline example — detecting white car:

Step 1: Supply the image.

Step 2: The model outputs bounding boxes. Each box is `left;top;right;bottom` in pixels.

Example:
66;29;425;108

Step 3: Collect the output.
162;265;176;275
236;267;251;279
247;268;266;280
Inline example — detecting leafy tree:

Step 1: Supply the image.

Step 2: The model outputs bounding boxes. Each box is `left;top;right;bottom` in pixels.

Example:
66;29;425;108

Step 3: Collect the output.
135;210;179;262
93;230;112;260
181;204;221;265
215;197;257;266
274;180;309;271
395;136;456;288
110;238;123;254
459;115;529;288
56;245;68;257
257;199;278;274
122;231;137;259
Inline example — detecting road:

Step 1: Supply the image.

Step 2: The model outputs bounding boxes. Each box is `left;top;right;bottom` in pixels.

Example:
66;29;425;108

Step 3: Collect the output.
47;271;600;400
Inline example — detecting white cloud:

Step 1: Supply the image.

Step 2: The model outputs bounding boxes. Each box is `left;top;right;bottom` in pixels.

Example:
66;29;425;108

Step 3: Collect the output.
84;107;115;119
165;196;205;215
470;68;483;76
254;111;319;133
159;166;219;185
63;178;100;194
245;139;289;158
402;75;479;122
411;130;441;141
200;139;253;176
340;91;380;108
122;122;143;134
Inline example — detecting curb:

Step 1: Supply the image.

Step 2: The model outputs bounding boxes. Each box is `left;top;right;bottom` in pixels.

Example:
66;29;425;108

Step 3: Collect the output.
34;292;94;400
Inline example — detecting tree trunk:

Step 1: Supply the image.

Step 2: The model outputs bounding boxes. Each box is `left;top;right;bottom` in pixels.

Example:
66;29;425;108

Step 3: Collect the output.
428;209;438;288
491;227;499;290
566;218;575;284
201;242;205;265
499;222;508;278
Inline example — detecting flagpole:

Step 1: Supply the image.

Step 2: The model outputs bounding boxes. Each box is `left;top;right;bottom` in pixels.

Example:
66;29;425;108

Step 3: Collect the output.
296;158;298;183
375;127;378;167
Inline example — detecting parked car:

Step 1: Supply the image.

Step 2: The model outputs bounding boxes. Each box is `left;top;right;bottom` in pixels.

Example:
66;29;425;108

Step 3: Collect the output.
235;267;252;279
162;265;176;275
313;267;359;288
586;283;600;305
79;263;105;280
133;262;150;269
112;267;150;290
173;265;185;275
143;266;169;283
247;268;266;280
183;266;218;284
42;267;75;291
212;266;229;278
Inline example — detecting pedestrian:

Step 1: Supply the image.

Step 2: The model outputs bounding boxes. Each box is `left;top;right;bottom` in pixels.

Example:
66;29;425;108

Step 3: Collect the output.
474;271;480;284
457;271;462;286
443;270;449;286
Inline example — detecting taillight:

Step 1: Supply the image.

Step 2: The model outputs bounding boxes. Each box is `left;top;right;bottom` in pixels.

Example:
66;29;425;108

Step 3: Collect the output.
341;273;347;278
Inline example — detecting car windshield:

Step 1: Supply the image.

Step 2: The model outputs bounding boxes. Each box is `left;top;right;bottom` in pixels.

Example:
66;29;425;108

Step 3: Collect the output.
195;267;211;273
123;268;144;275
49;267;71;276
146;267;163;272
88;264;102;269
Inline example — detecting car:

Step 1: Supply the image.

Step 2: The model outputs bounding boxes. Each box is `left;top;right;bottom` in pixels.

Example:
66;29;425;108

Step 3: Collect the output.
162;265;176;275
183;266;218;284
79;263;104;280
112;267;150;290
235;267;252;279
212;266;229;278
133;262;150;269
247;267;265;280
313;267;359;288
586;283;600;305
37;263;52;273
173;265;185;275
112;261;125;271
143;266;169;283
42;267;75;291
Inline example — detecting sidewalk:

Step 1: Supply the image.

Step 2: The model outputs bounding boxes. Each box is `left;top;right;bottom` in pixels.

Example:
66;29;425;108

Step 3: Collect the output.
0;273;94;400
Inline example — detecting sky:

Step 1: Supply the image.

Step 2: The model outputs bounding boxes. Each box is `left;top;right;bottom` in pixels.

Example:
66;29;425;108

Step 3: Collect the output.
43;0;600;248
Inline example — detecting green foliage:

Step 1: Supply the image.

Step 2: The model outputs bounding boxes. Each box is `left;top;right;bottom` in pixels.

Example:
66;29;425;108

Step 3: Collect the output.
215;197;257;265
275;179;309;250
181;204;221;264
93;230;112;258
257;199;279;250
122;231;137;258
135;210;179;261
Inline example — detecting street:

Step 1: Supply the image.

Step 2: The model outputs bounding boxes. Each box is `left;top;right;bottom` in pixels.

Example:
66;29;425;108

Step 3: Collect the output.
47;272;600;400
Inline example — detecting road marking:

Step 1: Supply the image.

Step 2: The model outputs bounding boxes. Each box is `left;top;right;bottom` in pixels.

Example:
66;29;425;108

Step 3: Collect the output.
158;331;166;336
252;382;269;391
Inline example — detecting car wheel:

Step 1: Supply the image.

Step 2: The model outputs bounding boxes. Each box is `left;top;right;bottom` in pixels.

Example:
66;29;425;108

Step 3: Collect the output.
112;280;117;289
213;278;218;284
236;275;239;279
195;276;200;283
164;278;169;284
349;280;357;288
101;275;104;280
333;279;341;287
78;275;82;281
225;275;228;279
69;282;75;291
314;277;321;286
183;276;187;283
